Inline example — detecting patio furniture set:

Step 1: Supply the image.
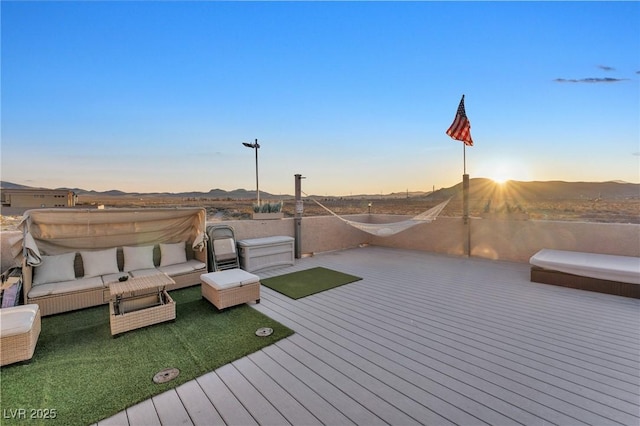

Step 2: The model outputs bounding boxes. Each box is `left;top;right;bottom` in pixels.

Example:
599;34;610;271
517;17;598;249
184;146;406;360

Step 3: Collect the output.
1;207;636;368
17;208;209;317
0;213;295;365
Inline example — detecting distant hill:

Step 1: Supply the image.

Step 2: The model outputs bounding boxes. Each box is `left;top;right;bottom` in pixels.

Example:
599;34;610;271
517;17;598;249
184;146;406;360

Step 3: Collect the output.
2;179;638;201
431;178;640;201
0;181;288;200
0;181;37;190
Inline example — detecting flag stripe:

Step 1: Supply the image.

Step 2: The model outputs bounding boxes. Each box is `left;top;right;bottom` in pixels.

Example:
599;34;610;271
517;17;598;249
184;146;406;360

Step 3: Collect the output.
446;95;473;146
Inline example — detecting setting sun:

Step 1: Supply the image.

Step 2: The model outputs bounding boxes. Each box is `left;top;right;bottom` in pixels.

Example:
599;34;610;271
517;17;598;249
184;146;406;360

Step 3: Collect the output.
486;167;513;184
478;158;531;185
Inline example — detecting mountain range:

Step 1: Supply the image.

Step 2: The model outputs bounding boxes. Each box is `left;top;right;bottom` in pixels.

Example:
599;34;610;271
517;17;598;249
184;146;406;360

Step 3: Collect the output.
1;179;638;201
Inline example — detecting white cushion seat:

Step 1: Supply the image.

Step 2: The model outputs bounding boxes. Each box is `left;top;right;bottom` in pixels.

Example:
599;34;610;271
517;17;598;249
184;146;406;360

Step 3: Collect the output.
129;268;162;278
159;260;207;276
201;269;259;290
530;249;640;285
1;304;41;366
1;304;40;337
28;277;104;298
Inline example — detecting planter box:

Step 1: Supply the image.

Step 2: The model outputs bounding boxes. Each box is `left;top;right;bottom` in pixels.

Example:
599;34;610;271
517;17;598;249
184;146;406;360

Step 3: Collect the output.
252;212;284;220
237;236;295;272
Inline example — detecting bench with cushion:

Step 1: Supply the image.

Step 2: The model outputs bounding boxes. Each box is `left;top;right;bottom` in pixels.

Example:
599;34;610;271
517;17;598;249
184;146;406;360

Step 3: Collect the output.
530;249;640;298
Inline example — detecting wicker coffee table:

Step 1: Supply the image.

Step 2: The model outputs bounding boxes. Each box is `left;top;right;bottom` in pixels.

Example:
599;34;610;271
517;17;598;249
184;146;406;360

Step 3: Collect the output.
109;273;176;336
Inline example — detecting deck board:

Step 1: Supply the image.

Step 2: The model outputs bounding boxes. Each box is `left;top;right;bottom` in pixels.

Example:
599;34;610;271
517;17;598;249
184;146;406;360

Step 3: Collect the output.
324;281;639;406
273;298;564;425
274;337;421;425
152;390;193;425
196;370;258;425
175;380;225;425
216;363;291;425
284;333;456;424
232;355;323;426
123;399;160;425
262;343;387;425
246;349;355;425
101;246;640;425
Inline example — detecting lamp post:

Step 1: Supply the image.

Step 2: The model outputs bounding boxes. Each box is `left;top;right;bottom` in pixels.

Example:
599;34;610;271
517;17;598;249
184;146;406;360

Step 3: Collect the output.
242;139;260;206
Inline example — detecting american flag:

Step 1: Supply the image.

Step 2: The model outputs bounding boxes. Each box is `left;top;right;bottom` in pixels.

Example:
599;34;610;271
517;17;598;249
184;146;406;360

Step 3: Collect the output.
446;95;473;146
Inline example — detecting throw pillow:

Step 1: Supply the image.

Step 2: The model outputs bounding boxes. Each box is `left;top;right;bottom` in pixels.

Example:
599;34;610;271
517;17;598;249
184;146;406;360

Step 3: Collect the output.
123;245;155;272
81;248;119;278
160;242;187;267
33;252;77;285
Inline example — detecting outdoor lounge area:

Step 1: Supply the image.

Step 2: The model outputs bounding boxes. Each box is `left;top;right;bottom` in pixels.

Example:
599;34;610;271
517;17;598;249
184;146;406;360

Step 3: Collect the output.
1;212;638;425
96;245;639;426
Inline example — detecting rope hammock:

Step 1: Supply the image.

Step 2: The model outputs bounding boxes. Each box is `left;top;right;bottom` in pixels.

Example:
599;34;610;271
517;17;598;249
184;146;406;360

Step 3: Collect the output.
304;193;451;237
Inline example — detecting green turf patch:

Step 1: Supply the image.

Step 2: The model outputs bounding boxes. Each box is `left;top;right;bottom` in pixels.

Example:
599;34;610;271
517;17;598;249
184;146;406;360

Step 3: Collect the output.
0;286;293;426
261;267;362;299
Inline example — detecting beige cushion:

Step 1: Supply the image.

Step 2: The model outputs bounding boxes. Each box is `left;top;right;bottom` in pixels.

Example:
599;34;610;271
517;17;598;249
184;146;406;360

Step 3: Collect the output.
81;248;119;278
0;304;39;337
28;277;104;298
160;242;187;267
32;252;76;285
129;268;162;278
159;260;206;276
200;269;259;290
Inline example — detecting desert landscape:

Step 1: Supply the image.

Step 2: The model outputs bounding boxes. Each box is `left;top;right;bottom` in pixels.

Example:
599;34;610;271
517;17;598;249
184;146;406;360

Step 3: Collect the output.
3;179;636;231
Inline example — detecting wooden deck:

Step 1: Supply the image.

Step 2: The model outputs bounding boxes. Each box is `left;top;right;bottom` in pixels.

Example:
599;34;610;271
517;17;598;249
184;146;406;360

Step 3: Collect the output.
97;246;640;425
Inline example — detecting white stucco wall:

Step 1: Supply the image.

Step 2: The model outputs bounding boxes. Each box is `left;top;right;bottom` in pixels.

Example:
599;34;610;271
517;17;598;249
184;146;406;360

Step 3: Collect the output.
2;215;638;274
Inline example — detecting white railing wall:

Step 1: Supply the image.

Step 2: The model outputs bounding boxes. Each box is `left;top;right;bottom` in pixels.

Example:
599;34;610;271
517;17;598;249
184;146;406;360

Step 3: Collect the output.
214;215;640;263
2;215;638;273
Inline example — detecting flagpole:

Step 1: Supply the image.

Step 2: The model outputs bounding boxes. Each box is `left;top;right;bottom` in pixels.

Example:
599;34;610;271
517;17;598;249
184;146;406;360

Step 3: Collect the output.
463;144;466;175
463;136;470;257
446;93;472;256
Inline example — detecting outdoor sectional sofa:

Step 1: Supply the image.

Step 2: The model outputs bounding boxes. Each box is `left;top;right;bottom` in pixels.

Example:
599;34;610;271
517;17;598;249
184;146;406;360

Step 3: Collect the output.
15;208;208;316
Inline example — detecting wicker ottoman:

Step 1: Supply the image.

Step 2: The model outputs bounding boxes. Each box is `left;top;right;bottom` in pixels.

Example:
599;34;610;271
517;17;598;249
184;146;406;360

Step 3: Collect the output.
1;304;41;367
200;270;261;310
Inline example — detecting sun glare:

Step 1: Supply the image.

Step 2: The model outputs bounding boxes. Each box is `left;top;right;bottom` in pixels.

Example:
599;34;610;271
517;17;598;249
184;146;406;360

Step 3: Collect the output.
479;159;528;185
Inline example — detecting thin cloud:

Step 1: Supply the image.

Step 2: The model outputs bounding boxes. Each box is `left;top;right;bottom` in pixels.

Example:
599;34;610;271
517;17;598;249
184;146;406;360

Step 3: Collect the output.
554;77;628;83
555;64;634;83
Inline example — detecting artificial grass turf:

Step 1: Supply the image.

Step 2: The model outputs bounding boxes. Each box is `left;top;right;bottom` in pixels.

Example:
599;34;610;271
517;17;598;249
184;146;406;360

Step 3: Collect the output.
260;267;362;299
0;286;293;426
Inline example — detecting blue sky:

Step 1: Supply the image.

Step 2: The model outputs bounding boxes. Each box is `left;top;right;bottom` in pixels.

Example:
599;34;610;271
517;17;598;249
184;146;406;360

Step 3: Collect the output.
2;1;638;196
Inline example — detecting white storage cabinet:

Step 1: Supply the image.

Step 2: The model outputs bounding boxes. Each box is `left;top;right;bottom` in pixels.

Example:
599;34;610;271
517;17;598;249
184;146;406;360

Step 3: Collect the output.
237;236;295;272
